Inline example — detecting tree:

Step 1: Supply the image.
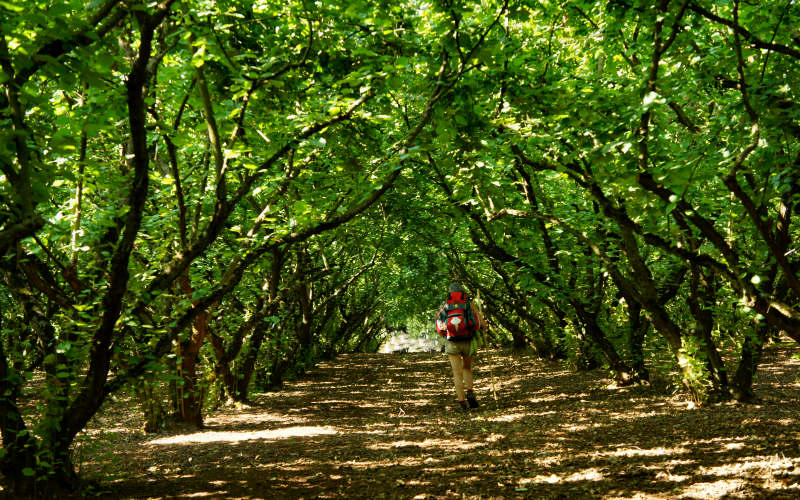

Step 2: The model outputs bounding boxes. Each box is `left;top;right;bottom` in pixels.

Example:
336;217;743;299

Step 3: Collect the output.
0;0;496;492
2;0;798;494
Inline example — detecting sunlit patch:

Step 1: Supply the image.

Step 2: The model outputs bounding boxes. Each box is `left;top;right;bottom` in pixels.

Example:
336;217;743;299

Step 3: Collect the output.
317;399;357;404
520;474;561;484
689;436;757;448
563;424;591;432
84;426;134;436
565;467;604;482
484;433;504;443
681;479;747;498
655;470;689;482
178;493;231;498
402;479;432;486
346;402;391;409
147;426;338;445
699;455;800;477
724;442;746;450
263;390;314;397
488;413;529;422
609;446;689;457
498;375;526;386
369;438;484;451
204;412;299;427
529;410;559;418
331;457;442;470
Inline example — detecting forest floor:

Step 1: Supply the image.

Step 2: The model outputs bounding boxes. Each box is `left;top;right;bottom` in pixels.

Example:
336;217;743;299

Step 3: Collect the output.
74;342;800;499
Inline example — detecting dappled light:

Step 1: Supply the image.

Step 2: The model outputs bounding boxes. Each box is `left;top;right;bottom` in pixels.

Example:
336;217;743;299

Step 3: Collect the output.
607;446;690;458
147;426;338;445
369;438;485;452
4;0;800;495
72;345;800;498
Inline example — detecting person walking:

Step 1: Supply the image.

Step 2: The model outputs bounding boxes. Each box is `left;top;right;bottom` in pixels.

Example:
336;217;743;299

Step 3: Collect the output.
435;283;486;412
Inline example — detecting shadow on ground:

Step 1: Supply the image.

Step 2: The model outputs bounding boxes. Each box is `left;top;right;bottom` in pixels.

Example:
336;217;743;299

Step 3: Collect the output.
77;343;800;499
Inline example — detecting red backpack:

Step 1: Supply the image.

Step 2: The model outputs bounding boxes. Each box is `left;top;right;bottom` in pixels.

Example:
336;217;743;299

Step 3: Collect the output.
436;291;477;341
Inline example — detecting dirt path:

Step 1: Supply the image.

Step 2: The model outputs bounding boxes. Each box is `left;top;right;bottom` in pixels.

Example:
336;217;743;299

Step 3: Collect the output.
79;344;800;499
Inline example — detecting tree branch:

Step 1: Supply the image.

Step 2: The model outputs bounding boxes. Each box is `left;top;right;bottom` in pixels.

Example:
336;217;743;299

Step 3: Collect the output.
14;0;127;85
688;1;800;60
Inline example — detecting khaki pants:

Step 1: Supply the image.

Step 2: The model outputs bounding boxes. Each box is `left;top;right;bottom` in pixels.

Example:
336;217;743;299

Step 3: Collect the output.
444;339;471;356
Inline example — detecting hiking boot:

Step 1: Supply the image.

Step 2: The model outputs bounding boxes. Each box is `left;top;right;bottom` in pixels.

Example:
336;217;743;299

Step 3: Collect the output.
456;400;469;413
466;390;479;409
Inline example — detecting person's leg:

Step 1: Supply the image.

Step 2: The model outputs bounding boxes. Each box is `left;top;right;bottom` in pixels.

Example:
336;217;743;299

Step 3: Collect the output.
462;355;474;392
447;353;465;401
462;354;479;408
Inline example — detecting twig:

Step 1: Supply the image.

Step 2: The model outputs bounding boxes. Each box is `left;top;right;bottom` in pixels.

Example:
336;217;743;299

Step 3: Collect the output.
476;291;498;408
487;345;499;407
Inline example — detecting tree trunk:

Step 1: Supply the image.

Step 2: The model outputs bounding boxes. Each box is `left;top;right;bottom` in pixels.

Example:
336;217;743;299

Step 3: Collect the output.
522;316;549;352
209;329;238;404
177;275;210;427
353;317;384;352
140;381;166;433
572;300;635;385
731;268;781;402
230;249;285;402
687;266;728;395
731;319;770;402
626;301;650;382
1;340;79;496
611;224;708;400
179;345;205;428
234;325;271;401
266;353;292;391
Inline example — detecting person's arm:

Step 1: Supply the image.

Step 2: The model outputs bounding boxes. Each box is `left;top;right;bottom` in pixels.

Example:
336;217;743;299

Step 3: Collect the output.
435;303;446;336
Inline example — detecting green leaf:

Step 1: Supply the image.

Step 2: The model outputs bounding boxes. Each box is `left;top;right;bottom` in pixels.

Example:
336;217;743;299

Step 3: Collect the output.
22;467;35;477
0;1;24;12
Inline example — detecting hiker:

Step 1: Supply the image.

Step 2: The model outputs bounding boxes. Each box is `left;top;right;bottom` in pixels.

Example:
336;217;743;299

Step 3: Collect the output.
435;283;486;412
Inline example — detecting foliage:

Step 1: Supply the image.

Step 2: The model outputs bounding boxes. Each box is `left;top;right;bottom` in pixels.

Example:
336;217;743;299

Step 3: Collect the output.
1;0;799;494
